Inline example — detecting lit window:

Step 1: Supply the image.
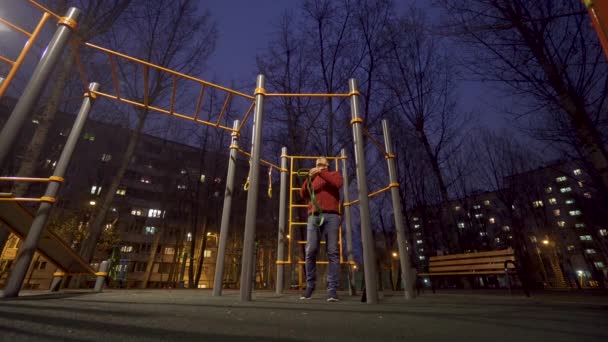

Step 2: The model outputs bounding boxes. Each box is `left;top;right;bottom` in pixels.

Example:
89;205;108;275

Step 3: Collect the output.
567;245;575;251
488;217;495;224
556;176;567;182
101;154;112;162
530;236;537;242
584;249;596;254
200;174;206;183
594;262;605;268
569;210;582;216
131;208;144;216
204;250;212;258
414;224;420;229
495;237;500;243
120;245;133;253
578;181;584;188
548;198;557;205
565;199;575;205
144;226;157;235
177;184;187;190
140;176;151;184
479;231;487;236
484;200;491;206
90;185;102;195
545;187;553;193
457;222;465;229
573;169;582;176
413;217;419;221
419;255;426;260
416;240;423;244
116;188;126;196
502;226;510;232
557;221;565;227
579;235;592;241
164;247;175;255
553;209;560;216
180;169;187;174
32;119;40;124
454;206;461;211
474;213;483;219
532;200;543;208
83;132;96;141
473;205;481;210
599;229;607;236
575;223;586;228
89;200;96;206
560;187;572;193
104;223;113;230
583;192;592;198
148;209;162;218
508;235;513;239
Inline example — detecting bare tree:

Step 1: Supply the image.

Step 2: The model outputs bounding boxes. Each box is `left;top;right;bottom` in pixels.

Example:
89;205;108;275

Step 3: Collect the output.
438;0;608;203
78;0;217;264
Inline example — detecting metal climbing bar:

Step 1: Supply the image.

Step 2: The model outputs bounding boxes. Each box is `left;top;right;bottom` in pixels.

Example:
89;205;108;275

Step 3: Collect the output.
234;147;283;172
0;10;52;98
585;0;608;58
361;125;390;157
27;0;61;19
265;93;351;98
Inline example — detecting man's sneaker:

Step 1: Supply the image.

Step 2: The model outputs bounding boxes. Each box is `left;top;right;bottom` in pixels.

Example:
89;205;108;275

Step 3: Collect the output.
327;292;339;302
300;287;314;300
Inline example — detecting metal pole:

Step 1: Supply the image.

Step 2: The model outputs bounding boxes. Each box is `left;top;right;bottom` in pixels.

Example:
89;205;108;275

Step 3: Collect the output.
348;78;378;304
275;147;288;294
212;120;240;296
0;8;81;168
49;270;63;292
239;75;265;301
0;82;99;298
382;119;415;300
94;260;109;292
341;149;357;296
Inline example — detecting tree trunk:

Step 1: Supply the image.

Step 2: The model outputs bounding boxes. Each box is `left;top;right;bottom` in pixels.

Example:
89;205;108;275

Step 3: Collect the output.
80;112;148;263
140;229;161;289
194;216;209;286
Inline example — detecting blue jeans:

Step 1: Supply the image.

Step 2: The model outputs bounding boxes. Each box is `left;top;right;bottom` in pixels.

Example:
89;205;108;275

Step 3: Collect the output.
305;213;340;293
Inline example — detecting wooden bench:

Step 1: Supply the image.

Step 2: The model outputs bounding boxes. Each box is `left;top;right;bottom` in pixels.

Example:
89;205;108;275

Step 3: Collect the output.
418;248;529;296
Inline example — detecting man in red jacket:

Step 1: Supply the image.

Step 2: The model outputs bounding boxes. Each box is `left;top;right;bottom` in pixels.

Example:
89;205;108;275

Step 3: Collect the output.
299;157;343;302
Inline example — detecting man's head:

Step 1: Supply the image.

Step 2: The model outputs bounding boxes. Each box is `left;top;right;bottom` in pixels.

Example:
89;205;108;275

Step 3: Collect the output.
316;157;329;170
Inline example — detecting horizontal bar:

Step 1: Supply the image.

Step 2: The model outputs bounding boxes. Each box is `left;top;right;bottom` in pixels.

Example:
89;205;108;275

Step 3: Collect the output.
0;177;59;183
0;197;51;203
0;55;15;65
234;148;282;171
28;0;61;19
367;185;391;199
297;241;325;244
0;17;32;37
266;93;350;98
290;222;308;226
84;42;255;100
287;155;346;160
430;249;514;261
291;204;308;208
418;270;516;276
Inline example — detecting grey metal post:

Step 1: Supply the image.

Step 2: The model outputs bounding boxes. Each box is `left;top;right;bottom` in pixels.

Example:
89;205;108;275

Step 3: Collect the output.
382;119;415;299
49;271;63;292
275;147;288;294
239;75;265;301
348;78;378;304
0;77;4;87
94;260;109;292
340;149;356;296
0;8;81;168
212;120;240;296
0;82;99;298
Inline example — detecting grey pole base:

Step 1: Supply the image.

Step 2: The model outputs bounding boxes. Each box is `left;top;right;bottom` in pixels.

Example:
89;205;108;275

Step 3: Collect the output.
50;275;63;292
94;260;109;292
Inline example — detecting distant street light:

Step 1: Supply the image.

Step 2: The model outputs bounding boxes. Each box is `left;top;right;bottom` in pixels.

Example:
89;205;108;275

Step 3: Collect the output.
542;240;549;245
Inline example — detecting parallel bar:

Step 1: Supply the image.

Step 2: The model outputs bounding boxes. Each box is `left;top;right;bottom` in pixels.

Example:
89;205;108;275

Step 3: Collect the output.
0;55;15;65
367;185;391;199
287;155;345;160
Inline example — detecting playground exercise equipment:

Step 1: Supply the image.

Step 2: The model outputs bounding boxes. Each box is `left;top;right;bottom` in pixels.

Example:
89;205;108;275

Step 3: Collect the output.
0;1;414;303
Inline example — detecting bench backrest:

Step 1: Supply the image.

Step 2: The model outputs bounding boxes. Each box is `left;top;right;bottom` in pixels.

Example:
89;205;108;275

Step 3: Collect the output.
428;249;516;275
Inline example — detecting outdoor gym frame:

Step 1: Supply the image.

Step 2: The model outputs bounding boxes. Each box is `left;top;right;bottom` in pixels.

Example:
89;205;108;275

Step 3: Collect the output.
0;1;415;303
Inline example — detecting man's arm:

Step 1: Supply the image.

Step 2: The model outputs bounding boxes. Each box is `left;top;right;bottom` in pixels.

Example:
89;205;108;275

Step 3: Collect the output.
318;170;343;189
300;178;310;199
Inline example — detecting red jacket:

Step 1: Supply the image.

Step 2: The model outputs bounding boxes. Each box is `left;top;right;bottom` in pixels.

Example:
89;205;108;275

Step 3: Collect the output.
300;170;343;215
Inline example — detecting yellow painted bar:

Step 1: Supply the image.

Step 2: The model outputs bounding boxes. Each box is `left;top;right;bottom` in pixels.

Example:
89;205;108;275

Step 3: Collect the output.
73;44;90;93
291;204;308;208
0;197;48;203
0;176;55;183
0;12;51;98
169;75;177;115
28;0;61;19
193;84;206;121
236;101;256;132
234;148;282;171
84;42;255;99
367;185;391;198
92;90;236;133
0;55;15;65
0;18;32;37
107;53;121;99
215;93;232;126
287;155;345;160
266;93;350;98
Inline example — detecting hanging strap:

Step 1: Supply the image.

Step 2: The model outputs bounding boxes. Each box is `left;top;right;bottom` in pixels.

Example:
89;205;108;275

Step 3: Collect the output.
297;169;324;227
267;167;272;198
